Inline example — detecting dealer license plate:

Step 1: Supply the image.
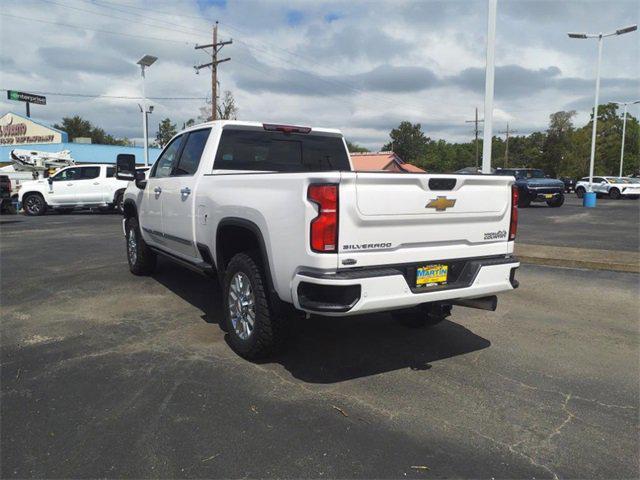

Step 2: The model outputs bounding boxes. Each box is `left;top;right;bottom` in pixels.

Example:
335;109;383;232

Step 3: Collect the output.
416;264;448;287
544;194;554;199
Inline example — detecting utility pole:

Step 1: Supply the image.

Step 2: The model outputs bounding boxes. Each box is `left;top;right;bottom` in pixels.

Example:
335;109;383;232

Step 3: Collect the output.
465;107;484;169
194;21;232;121
499;123;518;167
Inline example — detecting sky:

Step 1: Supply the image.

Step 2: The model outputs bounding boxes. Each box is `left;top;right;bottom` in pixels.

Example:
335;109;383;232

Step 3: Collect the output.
1;0;639;150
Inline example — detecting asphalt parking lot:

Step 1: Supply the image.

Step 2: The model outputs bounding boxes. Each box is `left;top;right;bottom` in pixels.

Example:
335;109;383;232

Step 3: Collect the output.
1;210;639;479
518;194;639;252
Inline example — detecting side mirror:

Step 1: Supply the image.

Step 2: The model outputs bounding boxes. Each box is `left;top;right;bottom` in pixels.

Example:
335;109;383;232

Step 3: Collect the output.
134;170;147;190
116;154;136;181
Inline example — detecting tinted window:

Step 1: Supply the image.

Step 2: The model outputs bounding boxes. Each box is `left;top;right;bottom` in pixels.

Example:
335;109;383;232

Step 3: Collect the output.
152;135;183;178
174;129;210;176
214;128;350;172
81;167;100;180
106;167;116;178
52;168;81;181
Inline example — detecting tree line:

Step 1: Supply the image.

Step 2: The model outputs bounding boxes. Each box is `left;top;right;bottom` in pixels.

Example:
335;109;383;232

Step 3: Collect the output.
348;103;640;177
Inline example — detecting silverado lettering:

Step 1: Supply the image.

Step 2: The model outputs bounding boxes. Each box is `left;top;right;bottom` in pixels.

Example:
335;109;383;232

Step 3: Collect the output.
342;243;392;250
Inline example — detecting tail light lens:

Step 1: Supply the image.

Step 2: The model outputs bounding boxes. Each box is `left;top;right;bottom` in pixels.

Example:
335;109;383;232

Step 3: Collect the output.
509;185;518;241
308;184;338;253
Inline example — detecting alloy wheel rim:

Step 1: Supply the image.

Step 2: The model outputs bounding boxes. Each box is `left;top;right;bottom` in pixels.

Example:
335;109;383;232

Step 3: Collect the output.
127;228;137;264
228;272;255;341
26;196;41;214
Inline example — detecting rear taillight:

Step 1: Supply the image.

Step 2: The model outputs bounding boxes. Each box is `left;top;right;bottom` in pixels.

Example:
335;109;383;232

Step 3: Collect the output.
509;185;518;241
308;184;338;253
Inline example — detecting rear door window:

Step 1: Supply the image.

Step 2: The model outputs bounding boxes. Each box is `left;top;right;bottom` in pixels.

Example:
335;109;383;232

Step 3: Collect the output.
80;167;100;180
214;128;350;172
173;129;210;176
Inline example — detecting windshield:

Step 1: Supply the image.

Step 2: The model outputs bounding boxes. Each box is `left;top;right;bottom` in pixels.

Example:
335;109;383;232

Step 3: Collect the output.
518;169;546;179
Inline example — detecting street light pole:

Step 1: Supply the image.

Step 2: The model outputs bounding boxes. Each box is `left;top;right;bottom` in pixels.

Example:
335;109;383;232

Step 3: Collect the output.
481;0;497;174
137;55;158;167
568;24;637;205
614;100;640;177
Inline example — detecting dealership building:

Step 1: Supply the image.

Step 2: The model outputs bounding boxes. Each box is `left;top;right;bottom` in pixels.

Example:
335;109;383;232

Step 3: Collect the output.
0;112;161;166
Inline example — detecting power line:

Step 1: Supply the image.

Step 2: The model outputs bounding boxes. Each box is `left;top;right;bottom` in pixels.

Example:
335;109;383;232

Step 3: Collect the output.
0;89;206;100
0;12;198;44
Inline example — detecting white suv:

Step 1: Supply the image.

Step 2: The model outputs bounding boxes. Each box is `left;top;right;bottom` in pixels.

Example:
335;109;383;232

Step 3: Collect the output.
18;164;130;215
575;176;640;200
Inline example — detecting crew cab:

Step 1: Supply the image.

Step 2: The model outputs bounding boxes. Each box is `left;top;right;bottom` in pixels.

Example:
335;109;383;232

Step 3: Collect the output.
117;121;520;360
17;164;130;215
495;168;564;207
575;176;640;200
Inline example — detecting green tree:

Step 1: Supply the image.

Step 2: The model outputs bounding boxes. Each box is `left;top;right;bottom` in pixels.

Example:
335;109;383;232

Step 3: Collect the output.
382;121;430;166
542;110;576;176
53;115;128;145
346;140;369;153
155;118;178;148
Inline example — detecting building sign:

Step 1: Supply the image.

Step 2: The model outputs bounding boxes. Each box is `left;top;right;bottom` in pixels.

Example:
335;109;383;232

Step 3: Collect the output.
7;90;47;105
0;113;63;145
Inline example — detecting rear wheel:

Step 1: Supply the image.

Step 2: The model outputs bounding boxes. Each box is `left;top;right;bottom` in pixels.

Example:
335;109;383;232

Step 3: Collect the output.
518;196;531;208
125;216;156;275
113;192;124;213
609;188;621;200
392;303;451;328
23;193;47;216
546;193;565;207
575;187;585;199
223;252;287;360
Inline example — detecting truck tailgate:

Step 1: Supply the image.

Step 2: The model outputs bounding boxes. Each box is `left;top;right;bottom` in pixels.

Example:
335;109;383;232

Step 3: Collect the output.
338;172;514;268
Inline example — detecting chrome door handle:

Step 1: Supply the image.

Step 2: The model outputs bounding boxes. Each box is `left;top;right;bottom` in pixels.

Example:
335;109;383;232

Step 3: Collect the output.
93;182;100;185
180;187;191;195
154;186;162;194
66;183;73;186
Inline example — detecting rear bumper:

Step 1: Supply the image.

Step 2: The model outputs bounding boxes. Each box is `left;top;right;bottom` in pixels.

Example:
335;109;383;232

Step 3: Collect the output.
292;255;520;316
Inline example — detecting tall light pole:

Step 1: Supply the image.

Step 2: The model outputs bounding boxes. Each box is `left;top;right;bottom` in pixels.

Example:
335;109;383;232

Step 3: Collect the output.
481;0;497;174
137;55;157;166
614;100;640;177
568;25;637;204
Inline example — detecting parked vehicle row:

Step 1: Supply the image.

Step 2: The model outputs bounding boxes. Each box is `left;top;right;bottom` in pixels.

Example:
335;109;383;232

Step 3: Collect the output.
495;168;565;208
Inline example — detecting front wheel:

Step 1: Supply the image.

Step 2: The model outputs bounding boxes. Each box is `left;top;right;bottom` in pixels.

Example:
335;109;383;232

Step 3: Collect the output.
575;187;585;199
125;217;156;275
23;193;47;216
223;252;287;360
546;193;565;207
609;188;621;200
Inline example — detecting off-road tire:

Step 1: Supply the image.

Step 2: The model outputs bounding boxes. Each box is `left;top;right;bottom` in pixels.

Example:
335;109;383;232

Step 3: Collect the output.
546;193;565;207
223;252;287;360
609;188;621;200
575;187;585;199
23;193;47;216
392;304;450;328
125;216;156;275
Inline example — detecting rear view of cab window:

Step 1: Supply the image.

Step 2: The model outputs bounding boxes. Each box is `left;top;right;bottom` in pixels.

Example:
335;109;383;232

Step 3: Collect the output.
214;128;350;172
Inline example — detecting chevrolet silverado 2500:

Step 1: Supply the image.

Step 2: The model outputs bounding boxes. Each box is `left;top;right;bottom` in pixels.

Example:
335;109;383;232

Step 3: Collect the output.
116;121;520;360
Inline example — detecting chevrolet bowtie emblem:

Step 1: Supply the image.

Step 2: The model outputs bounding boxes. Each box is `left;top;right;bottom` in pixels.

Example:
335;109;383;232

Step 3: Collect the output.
426;196;456;211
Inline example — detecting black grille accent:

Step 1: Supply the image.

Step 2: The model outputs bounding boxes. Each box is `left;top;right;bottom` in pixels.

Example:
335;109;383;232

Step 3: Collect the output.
429;178;456;190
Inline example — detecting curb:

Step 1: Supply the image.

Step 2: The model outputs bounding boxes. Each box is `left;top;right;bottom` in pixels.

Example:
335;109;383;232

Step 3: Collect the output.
515;244;639;274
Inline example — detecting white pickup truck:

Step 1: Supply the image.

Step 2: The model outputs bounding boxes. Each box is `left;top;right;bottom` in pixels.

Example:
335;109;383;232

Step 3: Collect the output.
117;121;520;360
18;164;130;215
